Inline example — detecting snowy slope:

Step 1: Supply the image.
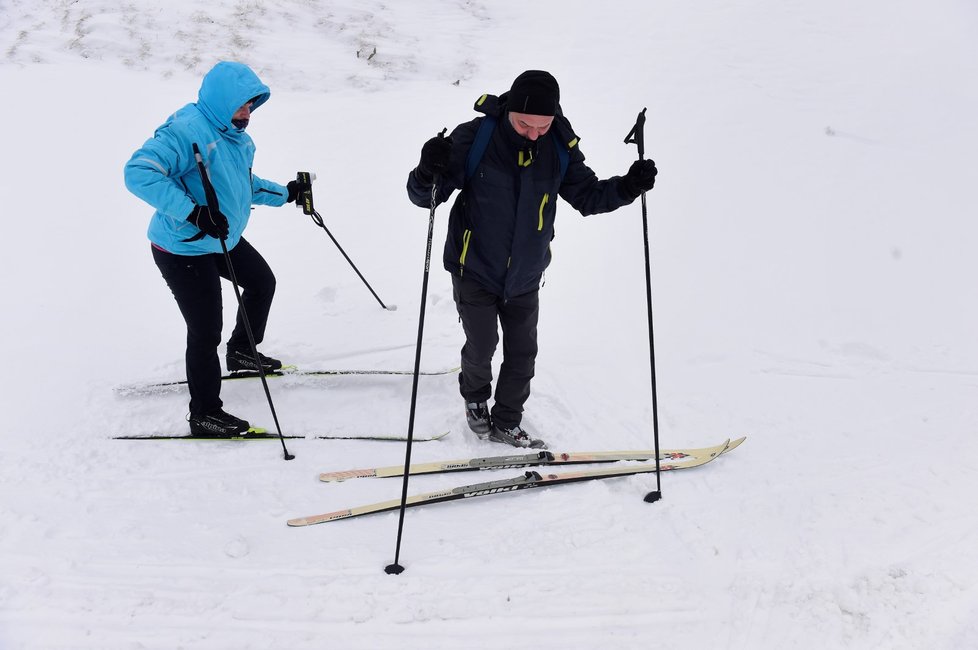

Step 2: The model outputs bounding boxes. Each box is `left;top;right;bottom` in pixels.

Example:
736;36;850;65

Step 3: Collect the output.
2;1;978;648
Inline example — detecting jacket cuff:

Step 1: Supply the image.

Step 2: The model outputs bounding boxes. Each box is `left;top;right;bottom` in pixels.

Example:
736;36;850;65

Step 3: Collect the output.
413;166;434;187
617;178;640;202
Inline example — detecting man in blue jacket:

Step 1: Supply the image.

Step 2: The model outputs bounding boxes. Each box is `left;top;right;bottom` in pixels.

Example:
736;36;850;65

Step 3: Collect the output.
407;70;657;449
125;61;308;437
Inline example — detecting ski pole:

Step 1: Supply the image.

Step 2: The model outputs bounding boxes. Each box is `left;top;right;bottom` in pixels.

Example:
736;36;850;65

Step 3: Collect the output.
192;143;294;462
624;109;662;503
296;172;396;311
386;128;447;575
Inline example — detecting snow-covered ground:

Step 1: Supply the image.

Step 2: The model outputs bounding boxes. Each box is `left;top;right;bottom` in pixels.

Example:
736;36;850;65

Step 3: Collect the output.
2;1;977;647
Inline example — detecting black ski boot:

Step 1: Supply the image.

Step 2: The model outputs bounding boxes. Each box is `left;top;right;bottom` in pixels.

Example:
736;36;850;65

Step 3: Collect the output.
189;408;251;437
489;423;547;449
226;348;283;373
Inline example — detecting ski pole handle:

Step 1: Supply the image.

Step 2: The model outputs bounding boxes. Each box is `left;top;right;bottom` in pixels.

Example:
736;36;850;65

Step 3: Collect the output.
192;143;221;212
431;127;447;189
297;171;316;216
624;108;647;160
191;142;228;240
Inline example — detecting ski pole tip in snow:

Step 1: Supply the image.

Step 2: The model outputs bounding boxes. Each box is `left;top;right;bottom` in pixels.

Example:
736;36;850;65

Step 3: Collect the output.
385;304;398;311
643;490;662;503
384;563;405;575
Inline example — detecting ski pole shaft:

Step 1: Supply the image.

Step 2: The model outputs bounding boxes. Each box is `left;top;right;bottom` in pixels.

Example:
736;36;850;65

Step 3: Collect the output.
386;129;447;575
192;143;294;461
624;109;662;502
298;172;396;311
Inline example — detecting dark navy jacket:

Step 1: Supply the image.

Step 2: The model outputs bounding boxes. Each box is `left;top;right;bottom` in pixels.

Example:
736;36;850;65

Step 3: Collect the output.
407;93;634;300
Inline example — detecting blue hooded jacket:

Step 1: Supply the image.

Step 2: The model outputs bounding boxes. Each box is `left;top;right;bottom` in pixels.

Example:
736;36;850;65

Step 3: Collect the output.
124;61;288;255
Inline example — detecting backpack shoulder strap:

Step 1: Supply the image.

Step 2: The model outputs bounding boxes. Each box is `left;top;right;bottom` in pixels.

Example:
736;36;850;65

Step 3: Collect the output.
553;131;571;181
465;115;497;180
550;115;579;183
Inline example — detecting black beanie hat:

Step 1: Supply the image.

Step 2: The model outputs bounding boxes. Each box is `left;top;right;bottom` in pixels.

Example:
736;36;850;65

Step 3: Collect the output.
507;70;560;116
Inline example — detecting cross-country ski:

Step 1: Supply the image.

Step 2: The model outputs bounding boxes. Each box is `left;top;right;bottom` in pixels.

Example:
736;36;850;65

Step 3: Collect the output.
318;437;744;481
115;365;460;396
112;431;451;442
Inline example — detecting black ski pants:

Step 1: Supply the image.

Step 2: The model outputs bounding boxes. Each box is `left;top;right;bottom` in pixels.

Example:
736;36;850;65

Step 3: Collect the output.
451;274;539;430
152;237;275;416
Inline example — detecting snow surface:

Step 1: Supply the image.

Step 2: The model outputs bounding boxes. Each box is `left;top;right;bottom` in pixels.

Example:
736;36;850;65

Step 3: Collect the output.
2;0;978;648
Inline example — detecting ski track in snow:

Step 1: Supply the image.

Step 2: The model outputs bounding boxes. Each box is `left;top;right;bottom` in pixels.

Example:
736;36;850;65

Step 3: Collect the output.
3;0;978;648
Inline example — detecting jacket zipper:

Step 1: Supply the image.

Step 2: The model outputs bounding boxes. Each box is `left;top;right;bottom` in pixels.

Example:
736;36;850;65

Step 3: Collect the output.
459;229;472;274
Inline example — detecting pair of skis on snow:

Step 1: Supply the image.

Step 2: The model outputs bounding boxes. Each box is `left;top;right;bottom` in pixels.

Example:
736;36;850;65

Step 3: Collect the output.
288;437;746;526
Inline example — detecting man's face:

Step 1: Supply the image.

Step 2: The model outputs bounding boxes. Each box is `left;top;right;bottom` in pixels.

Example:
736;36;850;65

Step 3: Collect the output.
509;111;554;141
233;101;254;121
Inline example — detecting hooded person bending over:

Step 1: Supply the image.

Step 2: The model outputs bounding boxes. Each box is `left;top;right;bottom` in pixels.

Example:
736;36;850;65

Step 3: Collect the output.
406;70;658;449
125;61;311;437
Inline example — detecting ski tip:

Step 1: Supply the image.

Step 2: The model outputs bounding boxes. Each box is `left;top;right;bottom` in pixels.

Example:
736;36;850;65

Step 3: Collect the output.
726;436;748;452
319;468;379;482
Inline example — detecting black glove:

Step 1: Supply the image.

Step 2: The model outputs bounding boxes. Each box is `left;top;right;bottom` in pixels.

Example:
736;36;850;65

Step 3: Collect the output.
187;204;229;239
620;159;658;200
286;175;312;204
415;134;453;185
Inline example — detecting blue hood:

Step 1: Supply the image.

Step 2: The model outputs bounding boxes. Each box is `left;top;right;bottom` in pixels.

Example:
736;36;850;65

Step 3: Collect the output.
196;61;270;134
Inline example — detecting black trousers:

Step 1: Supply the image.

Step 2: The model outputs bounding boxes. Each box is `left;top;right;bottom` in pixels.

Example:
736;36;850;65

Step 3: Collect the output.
152;238;276;415
451;274;539;429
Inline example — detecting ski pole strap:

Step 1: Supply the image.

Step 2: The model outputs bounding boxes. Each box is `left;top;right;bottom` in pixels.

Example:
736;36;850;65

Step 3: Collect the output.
180;231;206;243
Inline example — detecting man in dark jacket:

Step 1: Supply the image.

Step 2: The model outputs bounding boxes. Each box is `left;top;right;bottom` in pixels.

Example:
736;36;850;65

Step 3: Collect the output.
407;70;657;449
